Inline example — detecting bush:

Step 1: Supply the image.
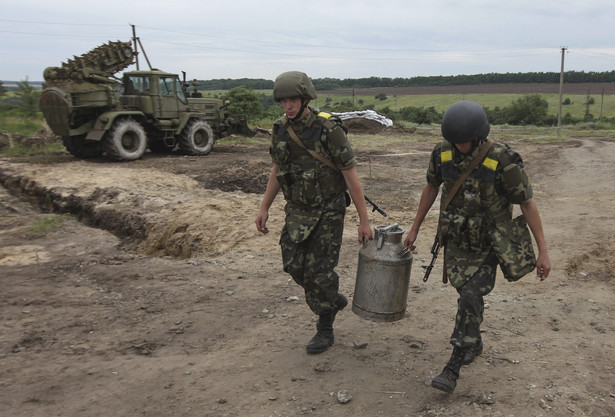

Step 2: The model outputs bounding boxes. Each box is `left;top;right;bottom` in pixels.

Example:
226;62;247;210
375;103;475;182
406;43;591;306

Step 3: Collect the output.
222;87;263;122
397;106;442;125
484;106;508;125
16;78;41;117
506;94;550;126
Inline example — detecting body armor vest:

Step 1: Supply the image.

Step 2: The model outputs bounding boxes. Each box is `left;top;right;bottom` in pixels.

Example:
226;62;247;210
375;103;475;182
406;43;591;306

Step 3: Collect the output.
438;140;514;251
272;113;347;208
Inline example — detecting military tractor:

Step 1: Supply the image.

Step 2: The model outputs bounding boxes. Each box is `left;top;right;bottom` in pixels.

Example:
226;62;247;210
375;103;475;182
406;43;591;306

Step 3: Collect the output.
40;40;254;161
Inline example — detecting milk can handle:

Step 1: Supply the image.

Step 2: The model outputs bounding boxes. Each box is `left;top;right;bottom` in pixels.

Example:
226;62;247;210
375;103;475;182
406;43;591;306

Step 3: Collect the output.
377;223;399;249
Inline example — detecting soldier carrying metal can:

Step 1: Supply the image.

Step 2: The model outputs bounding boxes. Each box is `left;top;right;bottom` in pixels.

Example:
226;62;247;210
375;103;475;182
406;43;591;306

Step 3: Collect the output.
255;71;373;354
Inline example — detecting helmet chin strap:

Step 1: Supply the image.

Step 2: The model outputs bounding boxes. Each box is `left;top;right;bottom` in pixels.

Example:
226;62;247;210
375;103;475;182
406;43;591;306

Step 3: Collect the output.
468;137;489;154
455;136;484;154
289;99;309;122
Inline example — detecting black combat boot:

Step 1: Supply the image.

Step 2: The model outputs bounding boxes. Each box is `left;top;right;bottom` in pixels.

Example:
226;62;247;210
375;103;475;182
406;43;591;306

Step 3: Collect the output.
431;346;464;393
462;339;483;365
305;294;348;354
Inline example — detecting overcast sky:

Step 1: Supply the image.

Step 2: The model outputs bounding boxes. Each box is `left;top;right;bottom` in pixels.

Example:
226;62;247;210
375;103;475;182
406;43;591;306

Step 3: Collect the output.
1;0;614;82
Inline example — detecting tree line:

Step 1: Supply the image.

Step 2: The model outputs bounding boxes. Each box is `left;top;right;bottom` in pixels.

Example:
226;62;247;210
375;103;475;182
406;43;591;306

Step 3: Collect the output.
198;71;615;91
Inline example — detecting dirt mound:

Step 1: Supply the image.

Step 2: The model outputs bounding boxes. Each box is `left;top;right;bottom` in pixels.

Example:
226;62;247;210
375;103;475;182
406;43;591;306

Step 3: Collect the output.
343;117;390;133
193;159;271;193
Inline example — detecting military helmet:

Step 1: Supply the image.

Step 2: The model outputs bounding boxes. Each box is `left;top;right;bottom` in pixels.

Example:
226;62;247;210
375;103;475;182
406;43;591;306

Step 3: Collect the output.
441;100;490;144
273;71;317;102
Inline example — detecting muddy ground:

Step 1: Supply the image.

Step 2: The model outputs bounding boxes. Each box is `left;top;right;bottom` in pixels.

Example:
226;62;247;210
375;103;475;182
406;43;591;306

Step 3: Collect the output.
0;128;614;417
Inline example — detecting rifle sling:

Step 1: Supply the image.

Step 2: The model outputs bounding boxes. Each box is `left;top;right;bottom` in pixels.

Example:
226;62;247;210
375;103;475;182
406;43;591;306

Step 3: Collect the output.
284;120;340;172
440;138;494;213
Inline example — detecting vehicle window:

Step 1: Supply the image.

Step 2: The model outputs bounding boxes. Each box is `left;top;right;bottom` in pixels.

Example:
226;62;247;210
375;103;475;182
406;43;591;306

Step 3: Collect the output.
175;78;187;102
159;77;175;96
125;75;150;94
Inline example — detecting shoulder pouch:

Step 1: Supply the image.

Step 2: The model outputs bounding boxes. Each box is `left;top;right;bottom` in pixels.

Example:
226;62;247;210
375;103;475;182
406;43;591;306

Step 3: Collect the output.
488;215;536;281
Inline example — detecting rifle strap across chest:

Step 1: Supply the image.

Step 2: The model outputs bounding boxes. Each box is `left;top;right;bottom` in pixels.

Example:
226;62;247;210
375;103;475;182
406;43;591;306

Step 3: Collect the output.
440;138;494;213
284;120;340;172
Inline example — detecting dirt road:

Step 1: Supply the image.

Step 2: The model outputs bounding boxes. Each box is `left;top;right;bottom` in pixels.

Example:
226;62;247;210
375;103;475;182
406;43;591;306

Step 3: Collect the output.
0;130;614;417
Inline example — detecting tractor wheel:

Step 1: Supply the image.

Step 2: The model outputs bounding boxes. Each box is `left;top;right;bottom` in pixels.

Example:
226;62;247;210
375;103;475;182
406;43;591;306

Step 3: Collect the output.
178;119;214;155
103;118;147;161
62;135;103;158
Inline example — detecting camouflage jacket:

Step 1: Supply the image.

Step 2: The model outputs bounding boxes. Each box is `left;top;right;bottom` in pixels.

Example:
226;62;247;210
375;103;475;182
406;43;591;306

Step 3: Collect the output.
427;139;533;286
270;109;356;243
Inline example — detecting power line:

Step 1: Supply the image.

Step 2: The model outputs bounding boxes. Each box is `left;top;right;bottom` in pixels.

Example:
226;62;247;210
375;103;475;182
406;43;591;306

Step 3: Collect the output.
3;18;613;70
0;30;125;39
0;18;125;27
137;25;556;55
573;49;615;60
0;18;575;58
0;28;559;62
141;37;559;62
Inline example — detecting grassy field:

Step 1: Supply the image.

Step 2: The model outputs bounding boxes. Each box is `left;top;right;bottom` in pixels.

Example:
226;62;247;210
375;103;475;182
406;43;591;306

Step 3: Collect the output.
319;93;615;120
201;88;615;120
0;114;46;136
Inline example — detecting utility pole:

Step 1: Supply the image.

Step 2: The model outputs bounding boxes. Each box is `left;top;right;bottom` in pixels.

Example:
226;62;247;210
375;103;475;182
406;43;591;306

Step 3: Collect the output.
600;88;605;120
557;47;567;136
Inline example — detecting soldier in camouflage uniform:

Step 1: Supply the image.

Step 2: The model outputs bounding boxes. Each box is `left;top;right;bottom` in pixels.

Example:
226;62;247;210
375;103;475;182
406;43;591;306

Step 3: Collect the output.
403;100;551;393
255;71;373;354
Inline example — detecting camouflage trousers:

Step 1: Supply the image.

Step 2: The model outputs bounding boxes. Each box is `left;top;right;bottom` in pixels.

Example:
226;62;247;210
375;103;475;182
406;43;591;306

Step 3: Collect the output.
449;251;498;350
280;203;346;316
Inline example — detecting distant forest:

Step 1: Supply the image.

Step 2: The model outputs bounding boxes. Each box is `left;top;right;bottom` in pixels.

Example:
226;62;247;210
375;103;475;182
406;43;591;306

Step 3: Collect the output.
198;70;615;91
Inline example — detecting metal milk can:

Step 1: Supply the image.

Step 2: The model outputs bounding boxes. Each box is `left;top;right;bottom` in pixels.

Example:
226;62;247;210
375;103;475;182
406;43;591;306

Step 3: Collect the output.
352;223;413;322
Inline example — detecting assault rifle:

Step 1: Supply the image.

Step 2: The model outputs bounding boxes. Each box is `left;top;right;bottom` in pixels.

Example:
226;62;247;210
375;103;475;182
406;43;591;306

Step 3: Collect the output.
364;195;387;217
422;234;441;282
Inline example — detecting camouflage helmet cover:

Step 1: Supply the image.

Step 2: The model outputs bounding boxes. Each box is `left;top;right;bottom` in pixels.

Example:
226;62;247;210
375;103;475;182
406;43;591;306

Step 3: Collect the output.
273;71;317;102
441;100;490;144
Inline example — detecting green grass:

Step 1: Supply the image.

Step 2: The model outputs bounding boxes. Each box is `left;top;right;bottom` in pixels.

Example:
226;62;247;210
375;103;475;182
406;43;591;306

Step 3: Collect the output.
312;93;615;119
0;114;46;135
27;215;71;238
